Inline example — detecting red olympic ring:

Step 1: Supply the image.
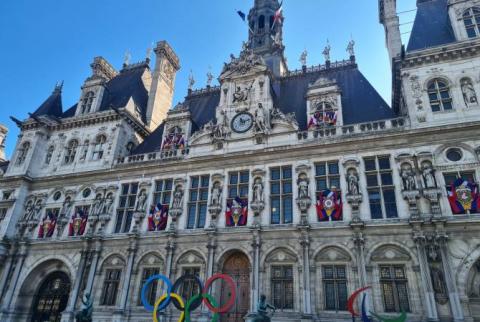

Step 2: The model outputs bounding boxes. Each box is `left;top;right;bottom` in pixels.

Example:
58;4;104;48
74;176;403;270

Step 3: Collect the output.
202;273;236;313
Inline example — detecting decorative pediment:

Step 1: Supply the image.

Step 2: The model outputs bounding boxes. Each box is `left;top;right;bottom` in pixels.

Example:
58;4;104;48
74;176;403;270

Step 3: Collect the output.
220;44;268;80
139;252;164;266
371;245;411;262
177;251;205;265
102;254;126;268
265;248;298;263
315;246;352;262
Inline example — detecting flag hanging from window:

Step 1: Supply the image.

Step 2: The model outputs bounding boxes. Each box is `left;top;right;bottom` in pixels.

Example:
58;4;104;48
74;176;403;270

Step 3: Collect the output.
447;178;479;214
316;189;342;221
38;211;57;238
226;197;248;227
69;209;88;236
148;203;169;231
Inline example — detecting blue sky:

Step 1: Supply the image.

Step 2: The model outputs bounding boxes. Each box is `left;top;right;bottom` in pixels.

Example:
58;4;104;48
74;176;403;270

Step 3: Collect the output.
0;0;416;158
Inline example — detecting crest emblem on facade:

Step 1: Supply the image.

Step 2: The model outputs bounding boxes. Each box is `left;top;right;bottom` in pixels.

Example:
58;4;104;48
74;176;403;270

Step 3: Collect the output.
448;178;479;214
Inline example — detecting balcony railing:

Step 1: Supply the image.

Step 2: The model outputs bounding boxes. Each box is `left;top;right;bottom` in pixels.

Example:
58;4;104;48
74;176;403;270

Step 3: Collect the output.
116;148;189;165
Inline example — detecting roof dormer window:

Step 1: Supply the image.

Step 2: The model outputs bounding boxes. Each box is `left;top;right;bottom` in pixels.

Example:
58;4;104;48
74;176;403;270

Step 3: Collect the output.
16;142;30;166
463;7;480;38
64;140;78;164
427;79;453;112
80;91;95;114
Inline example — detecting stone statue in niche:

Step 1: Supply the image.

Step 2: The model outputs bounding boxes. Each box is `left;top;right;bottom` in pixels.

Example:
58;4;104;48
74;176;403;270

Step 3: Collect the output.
22;200;35;221
298;177;309;199
233;86;249;103
254;103;271;134
401;163;417;191
347;169;360;195
33;199;44;221
421;161;437;189
135;189;147;213
461;78;478;106
253;178;264;203
103;193;115;216
210;182;222;207
172;185;184;210
430;267;448;304
60;197;73;217
213;110;229;140
91;194;104;216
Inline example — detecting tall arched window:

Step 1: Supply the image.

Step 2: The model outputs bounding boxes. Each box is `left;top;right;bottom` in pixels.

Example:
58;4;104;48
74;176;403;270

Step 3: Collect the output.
64;140;78;164
92;135;107;160
427;79;453;112
80;91;95;114
16;142;30;165
259;15;265;29
45;146;55;165
464;7;480;38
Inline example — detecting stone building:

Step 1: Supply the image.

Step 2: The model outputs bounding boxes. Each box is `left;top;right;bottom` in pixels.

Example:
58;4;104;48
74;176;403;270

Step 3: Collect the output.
1;0;480;321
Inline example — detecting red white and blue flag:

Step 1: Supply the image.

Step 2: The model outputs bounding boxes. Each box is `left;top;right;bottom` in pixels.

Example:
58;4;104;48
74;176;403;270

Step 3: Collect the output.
226;197;248;227
38;210;57;238
148;203;169;231
448;178;479;214
69;209;88;237
273;3;284;26
316;189;343;221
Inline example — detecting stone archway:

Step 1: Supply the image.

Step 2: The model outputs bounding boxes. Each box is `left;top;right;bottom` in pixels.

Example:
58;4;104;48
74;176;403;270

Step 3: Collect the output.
30;271;71;322
466;260;480;321
220;251;251;322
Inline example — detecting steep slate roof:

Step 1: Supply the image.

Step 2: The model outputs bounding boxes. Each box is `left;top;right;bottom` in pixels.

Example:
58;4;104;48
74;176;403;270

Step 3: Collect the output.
32;86;63;118
132;122;165;154
407;0;456;52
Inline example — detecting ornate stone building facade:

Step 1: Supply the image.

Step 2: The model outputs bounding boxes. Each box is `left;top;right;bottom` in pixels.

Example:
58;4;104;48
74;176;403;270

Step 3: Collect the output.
1;0;480;321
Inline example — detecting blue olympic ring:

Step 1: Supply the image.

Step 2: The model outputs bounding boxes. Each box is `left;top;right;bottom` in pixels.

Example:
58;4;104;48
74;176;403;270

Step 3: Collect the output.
141;274;173;312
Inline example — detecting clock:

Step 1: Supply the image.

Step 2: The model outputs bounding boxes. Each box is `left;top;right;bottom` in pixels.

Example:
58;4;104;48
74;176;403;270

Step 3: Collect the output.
231;112;254;133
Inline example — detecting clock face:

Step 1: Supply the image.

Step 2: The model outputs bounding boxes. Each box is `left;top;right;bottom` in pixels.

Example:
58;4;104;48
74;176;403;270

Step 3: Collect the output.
231;112;254;133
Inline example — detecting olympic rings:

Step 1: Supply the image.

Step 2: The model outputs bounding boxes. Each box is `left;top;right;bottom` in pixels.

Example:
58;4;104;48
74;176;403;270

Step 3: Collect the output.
203;274;236;313
153;293;185;322
141;274;173;312
141;273;237;322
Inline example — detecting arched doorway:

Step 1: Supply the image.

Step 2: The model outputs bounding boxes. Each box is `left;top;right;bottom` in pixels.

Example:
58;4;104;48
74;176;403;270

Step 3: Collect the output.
221;252;251;322
31;271;71;322
467;260;480;321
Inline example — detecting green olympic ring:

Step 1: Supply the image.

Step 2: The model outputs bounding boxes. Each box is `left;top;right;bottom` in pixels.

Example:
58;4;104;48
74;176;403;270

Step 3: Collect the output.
184;293;219;322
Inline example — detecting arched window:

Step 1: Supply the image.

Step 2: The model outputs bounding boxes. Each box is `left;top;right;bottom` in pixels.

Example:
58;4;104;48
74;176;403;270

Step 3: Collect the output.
16;142;30;165
259;15;265;29
45;146;54;165
269;15;275;28
80;91;95;114
427;79;453;112
30;272;71;321
64;140;78;164
464;7;480;38
92;135;107;160
80;140;89;161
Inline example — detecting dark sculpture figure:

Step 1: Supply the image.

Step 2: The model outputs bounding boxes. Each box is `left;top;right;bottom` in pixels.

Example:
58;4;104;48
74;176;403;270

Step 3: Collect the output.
75;293;93;322
252;294;275;322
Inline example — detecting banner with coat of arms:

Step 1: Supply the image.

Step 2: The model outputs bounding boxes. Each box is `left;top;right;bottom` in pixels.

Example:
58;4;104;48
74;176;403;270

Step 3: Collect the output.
447;178;480;214
148;203;169;231
38;211;57;238
316;189;343;221
68;209;88;236
226;197;248;227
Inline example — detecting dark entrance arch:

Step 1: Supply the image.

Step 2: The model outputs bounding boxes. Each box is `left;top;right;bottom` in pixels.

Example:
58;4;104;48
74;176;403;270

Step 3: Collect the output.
31;271;71;322
220;252;251;322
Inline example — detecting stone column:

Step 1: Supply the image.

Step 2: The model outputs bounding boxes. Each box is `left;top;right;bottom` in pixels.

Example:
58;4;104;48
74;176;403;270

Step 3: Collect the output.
412;229;439;321
351;225;370;314
300;228;312;317
119;234;138;312
250;227;261;313
0;241;28;316
206;231;217;278
165;232;176;279
84;239;102;296
62;248;89;321
437;233;465;322
0;241;16;301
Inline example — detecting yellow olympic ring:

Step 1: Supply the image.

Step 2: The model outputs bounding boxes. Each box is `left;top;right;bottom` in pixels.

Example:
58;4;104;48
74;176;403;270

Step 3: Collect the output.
153;293;185;322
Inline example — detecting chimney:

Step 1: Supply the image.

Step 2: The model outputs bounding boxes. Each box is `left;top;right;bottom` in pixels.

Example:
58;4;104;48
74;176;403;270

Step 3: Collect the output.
146;41;180;131
379;0;402;65
0;124;8;162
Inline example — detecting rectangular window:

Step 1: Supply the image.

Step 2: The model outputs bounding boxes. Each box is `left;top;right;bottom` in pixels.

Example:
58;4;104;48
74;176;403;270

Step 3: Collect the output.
270;166;293;224
137;267;160;306
179;267;201;302
187;175;209;229
228;171;249;200
115;183;138;233
271;266;294;310
443;171;477;214
0;208;7;221
380;266;410;313
322;265;348;311
364;156;398;219
153;179;173;207
101;269;122;306
315;161;342;222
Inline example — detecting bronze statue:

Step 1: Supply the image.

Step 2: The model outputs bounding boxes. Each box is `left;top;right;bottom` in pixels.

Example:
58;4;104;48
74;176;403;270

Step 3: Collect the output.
75;293;93;322
252;294;275;322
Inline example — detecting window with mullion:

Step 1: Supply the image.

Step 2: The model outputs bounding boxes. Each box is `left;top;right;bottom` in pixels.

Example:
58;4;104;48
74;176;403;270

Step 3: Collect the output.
379;265;410;313
315;161;341;222
153;179;173;207
322;265;348;311
180;267;201;301
464;7;480;38
137;267;160;306
228;171;249;202
101;269;122;306
0;208;7;221
114;183;138;233
427;79;452;112
187;176;209;229
270;166;293;224
364;156;398;219
271;266;294;310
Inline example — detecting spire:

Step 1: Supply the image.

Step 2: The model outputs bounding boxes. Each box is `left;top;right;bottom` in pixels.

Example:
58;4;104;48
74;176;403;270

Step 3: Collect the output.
31;83;64;118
